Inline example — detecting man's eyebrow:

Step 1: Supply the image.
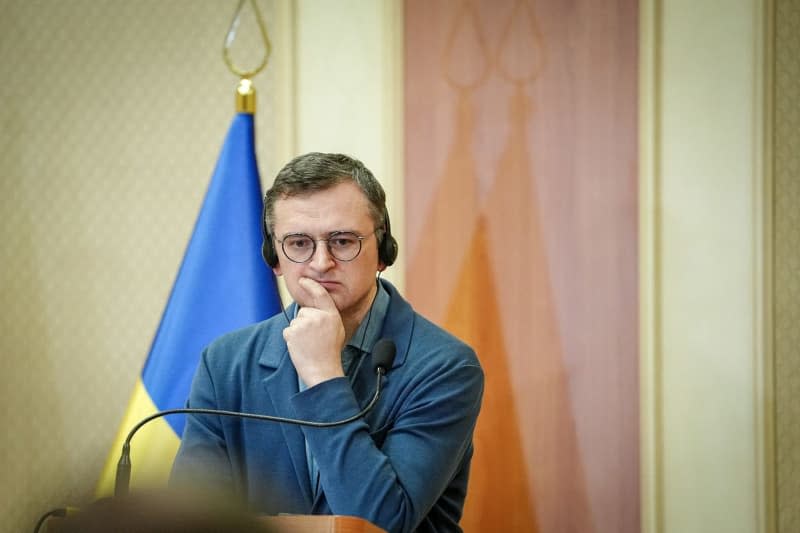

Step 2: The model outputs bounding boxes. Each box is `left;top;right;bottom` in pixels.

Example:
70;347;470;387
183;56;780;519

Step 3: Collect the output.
279;229;360;238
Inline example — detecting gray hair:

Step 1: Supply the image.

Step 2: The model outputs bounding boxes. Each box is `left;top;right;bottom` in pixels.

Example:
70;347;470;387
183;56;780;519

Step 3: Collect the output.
263;152;388;237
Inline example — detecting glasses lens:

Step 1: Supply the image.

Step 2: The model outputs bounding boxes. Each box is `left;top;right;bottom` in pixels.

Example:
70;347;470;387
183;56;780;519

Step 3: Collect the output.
282;234;315;262
328;232;362;261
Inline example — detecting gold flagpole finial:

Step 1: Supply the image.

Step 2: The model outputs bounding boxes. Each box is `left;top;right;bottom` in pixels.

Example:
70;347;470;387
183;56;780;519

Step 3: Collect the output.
223;0;271;114
236;79;256;114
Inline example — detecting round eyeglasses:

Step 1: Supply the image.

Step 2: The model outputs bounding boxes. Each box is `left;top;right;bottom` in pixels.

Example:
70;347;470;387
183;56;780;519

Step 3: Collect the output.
277;231;373;263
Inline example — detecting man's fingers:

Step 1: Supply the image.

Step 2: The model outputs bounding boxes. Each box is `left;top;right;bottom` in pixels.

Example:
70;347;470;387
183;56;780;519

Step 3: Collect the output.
296;277;337;311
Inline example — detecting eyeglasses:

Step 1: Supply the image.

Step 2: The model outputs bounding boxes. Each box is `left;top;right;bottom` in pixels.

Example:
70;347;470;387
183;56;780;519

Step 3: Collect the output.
277;231;374;263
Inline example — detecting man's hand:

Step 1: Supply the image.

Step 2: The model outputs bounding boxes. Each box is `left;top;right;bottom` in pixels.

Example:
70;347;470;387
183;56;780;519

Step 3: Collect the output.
283;277;346;387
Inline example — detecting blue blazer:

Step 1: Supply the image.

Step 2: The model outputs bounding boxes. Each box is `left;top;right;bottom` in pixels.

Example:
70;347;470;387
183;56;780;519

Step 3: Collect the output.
171;280;484;533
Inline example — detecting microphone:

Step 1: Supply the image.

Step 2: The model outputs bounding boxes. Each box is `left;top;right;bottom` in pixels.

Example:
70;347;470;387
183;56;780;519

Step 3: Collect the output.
114;339;397;497
371;338;396;374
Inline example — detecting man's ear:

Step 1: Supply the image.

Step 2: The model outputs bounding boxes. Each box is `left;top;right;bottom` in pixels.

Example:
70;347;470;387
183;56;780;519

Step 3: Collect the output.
272;264;283;277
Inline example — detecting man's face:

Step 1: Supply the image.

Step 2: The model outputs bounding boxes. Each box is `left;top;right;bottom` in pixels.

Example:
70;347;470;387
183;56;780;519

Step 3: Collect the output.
271;181;382;324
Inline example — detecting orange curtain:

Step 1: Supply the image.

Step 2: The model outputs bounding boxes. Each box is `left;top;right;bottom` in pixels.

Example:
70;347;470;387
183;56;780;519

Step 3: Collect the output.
404;1;639;531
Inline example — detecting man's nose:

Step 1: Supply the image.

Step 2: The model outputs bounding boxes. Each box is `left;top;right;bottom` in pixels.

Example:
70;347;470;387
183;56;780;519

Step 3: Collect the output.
308;241;336;270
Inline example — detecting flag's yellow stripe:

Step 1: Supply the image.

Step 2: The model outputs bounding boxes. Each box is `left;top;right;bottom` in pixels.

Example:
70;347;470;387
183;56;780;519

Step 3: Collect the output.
95;379;181;497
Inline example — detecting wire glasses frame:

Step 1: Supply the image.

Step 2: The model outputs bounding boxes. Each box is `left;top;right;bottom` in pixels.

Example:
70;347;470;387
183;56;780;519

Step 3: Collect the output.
277;230;377;263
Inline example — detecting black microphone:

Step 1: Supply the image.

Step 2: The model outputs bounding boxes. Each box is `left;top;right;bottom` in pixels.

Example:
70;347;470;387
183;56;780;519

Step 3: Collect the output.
114;339;397;497
371;338;396;374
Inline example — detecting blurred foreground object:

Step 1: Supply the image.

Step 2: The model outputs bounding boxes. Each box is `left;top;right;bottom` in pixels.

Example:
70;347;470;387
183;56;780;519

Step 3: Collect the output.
51;489;274;533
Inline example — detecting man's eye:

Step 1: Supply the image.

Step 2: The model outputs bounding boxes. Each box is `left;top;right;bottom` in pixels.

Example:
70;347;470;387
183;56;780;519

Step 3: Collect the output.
330;235;357;248
286;237;312;249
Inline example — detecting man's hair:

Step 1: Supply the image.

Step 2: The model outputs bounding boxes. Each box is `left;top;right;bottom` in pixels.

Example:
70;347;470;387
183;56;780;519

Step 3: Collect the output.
264;152;388;236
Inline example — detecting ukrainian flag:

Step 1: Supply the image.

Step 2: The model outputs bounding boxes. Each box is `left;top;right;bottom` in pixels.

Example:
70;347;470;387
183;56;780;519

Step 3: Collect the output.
96;112;282;495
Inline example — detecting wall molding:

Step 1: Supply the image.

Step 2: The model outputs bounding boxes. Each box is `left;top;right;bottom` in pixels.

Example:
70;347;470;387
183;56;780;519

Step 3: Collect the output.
639;0;775;531
753;1;775;531
639;0;663;530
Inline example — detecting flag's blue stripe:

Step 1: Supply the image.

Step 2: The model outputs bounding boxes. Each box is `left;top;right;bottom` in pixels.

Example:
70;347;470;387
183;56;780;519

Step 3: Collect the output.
141;113;281;435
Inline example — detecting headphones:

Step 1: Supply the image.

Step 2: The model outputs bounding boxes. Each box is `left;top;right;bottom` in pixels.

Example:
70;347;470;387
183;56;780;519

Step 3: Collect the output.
261;201;398;269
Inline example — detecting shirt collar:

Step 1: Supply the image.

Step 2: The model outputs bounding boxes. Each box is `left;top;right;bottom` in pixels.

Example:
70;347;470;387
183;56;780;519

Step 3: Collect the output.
347;280;390;354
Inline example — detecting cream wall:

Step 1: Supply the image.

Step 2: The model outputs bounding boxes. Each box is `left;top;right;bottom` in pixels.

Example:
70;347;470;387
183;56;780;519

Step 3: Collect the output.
291;0;404;289
640;0;772;532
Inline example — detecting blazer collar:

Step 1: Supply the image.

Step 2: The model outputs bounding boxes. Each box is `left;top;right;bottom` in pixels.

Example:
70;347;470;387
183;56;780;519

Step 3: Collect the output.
376;279;413;369
257;310;293;369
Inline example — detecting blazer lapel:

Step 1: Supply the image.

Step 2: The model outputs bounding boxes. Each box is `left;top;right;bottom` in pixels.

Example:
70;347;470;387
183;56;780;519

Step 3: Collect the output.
260;345;314;509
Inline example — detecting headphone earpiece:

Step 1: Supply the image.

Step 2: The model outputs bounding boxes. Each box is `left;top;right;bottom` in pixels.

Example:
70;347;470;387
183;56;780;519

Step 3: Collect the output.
261;200;279;268
378;207;398;267
262;238;278;268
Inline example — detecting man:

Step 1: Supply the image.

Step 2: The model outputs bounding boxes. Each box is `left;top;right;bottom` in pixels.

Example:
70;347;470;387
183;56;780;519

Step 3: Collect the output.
171;153;484;533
